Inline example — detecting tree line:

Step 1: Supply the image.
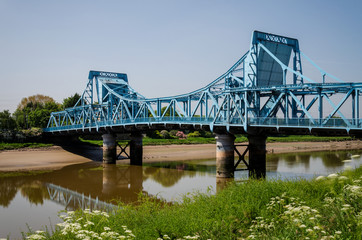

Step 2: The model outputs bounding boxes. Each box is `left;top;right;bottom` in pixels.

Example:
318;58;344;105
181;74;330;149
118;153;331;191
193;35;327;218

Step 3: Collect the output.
0;93;80;130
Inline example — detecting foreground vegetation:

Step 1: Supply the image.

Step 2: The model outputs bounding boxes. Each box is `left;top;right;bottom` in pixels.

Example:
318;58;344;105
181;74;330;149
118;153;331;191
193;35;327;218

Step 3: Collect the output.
26;166;362;240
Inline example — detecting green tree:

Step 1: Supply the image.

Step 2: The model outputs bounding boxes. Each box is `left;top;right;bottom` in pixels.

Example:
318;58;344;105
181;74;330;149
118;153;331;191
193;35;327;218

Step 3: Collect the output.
0;110;16;130
17;94;55;110
161;106;175;117
62;93;81;109
14;95;60;129
28;102;60;128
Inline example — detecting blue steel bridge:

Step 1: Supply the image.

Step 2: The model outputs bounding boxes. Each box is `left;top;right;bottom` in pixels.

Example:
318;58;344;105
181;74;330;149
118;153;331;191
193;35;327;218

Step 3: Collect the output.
44;31;362;178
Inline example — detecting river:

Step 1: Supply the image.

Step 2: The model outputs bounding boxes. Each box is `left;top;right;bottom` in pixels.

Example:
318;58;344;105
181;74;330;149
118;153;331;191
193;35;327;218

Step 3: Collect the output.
0;149;361;239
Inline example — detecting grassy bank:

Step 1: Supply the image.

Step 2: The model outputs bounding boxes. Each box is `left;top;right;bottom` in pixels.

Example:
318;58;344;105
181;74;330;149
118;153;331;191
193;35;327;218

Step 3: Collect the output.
0;142;52;151
0;170;53;178
79;135;355;147
266;135;354;142
27;166;362;240
0;136;355;150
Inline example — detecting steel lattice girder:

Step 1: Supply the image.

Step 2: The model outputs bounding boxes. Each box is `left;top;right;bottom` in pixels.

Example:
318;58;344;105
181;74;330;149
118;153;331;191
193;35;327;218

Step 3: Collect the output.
45;31;362;135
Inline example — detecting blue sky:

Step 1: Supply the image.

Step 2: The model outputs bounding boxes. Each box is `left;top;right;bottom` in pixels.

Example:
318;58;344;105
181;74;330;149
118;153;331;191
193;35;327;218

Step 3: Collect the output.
1;0;361;113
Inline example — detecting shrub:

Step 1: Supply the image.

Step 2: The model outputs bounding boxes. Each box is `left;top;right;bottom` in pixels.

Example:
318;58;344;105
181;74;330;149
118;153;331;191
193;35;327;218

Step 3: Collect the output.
160;130;170;139
187;131;201;138
146;130;162;139
203;131;214;138
169;130;178;137
175;131;187;139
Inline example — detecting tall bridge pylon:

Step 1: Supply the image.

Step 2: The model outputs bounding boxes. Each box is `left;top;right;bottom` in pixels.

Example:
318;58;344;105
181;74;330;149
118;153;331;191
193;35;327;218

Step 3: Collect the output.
44;31;362;178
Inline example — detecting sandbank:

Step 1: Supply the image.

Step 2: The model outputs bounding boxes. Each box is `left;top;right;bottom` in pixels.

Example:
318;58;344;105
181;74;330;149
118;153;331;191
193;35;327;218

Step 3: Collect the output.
0;140;361;172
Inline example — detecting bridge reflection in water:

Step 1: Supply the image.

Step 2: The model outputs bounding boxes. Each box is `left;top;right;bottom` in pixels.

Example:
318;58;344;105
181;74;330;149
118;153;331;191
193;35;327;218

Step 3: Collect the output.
46;183;116;211
40;162;216;211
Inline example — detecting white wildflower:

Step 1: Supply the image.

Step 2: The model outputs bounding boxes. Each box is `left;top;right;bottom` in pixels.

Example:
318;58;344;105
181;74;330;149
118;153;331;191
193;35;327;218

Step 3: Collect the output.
84;221;94;227
327;173;338;179
27;234;46;240
338;176;348;181
316;176;326;181
101;212;110;218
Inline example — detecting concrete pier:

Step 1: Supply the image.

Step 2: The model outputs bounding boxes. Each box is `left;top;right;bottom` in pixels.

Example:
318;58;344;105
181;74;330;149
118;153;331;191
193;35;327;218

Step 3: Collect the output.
102;133;117;164
247;135;267;178
215;133;235;178
130;132;143;165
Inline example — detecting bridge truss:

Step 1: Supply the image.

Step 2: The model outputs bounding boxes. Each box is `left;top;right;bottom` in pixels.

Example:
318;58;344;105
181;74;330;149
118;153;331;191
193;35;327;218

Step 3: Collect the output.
45;31;362;136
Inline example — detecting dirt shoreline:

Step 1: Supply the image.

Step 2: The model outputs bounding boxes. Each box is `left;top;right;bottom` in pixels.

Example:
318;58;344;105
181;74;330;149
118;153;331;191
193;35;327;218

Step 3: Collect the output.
1;140;362;172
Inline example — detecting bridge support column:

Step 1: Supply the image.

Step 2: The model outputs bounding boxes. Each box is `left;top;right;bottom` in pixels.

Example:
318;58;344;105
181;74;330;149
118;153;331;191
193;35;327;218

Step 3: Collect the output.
215;133;235;178
130;132;143;165
248;135;267;179
102;133;117;164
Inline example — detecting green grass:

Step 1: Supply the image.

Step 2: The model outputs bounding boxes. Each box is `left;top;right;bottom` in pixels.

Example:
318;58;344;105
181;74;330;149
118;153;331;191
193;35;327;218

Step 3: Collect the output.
0;170;53;178
1;135;354;151
27;166;362;240
79;137;216;147
143;137;216;145
79;135;355;147
0;142;53;151
267;135;353;142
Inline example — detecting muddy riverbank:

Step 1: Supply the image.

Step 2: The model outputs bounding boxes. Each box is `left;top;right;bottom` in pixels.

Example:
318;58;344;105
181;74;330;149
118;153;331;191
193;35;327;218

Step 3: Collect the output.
1;140;362;172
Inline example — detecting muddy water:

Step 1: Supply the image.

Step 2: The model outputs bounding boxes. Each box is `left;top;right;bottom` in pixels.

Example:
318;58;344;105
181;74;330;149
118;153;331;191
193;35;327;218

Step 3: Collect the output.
1;149;362;239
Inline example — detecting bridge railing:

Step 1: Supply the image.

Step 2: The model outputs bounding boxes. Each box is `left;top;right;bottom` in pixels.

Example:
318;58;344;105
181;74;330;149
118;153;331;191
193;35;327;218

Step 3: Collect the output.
248;117;360;129
44;117;217;132
44;115;361;133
